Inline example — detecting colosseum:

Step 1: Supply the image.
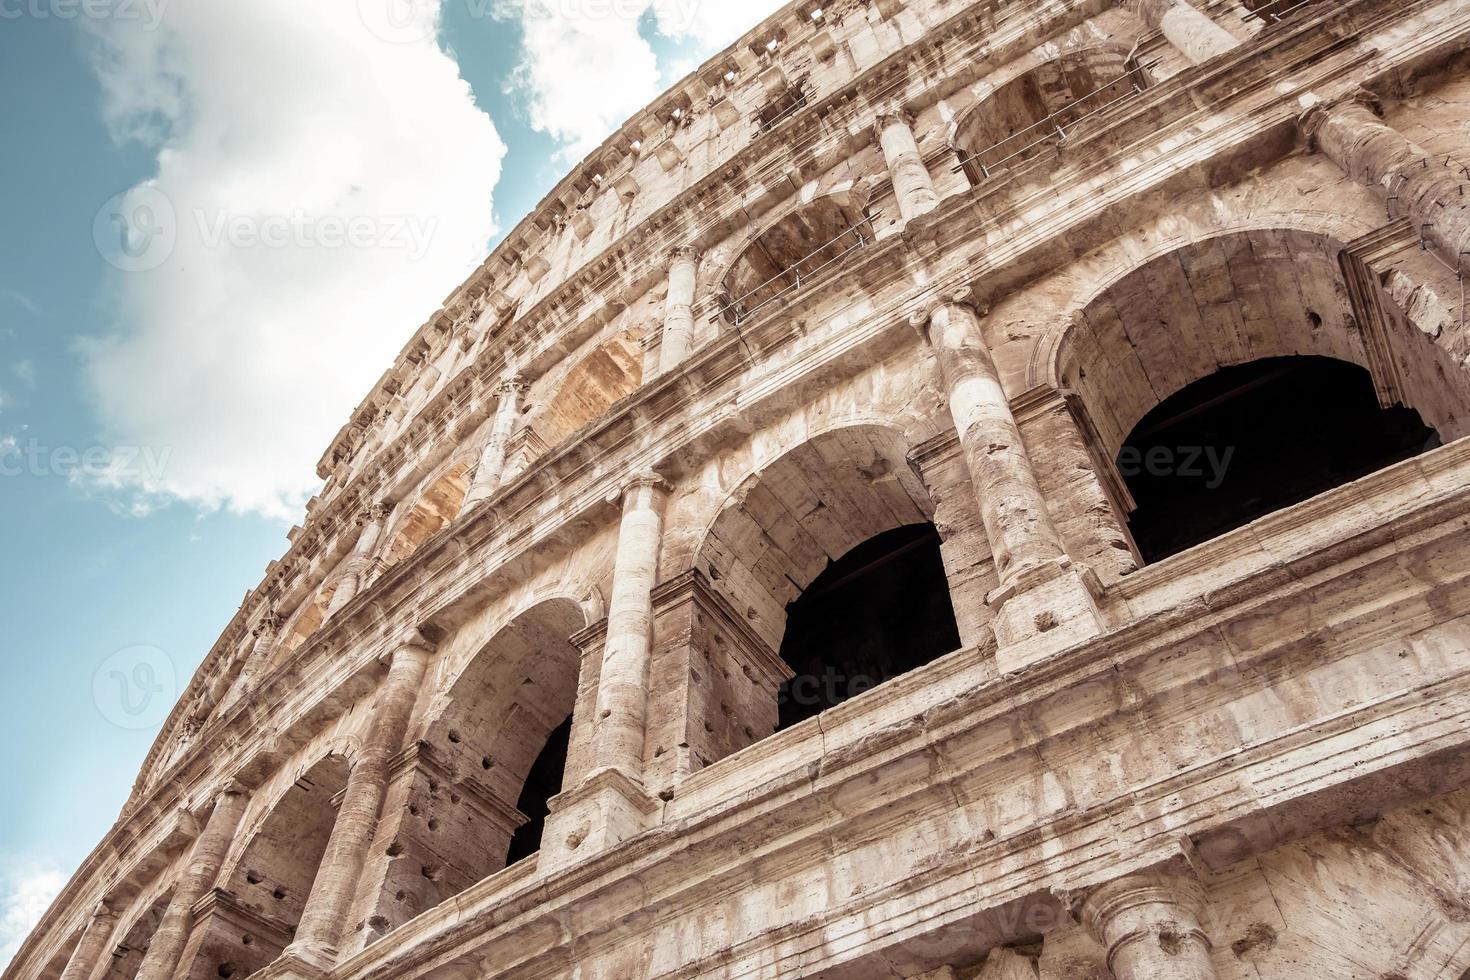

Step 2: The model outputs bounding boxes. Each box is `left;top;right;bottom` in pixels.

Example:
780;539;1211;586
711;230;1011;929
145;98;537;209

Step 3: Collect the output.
12;0;1470;976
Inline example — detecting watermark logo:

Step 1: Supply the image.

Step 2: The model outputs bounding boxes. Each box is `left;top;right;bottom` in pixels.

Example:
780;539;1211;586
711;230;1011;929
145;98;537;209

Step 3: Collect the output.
93;186;177;273
0;0;168;29
93;645;176;730
1117;445;1235;489
0;437;171;482
357;0;441;44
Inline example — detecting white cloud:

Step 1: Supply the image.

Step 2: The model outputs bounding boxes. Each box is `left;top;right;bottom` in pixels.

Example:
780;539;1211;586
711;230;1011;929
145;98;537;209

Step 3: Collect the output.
501;0;787;159
0;866;67;973
81;0;505;520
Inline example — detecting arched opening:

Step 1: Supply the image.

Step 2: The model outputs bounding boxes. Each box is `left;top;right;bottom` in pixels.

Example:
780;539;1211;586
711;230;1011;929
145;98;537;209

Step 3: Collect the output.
719;196;874;323
528;330;644;451
99;894;170;980
953;48;1145;183
380;460;473;569
1060;230;1467;565
354;599;587;943
504;714;573;865
695;426;963;742
777;523;960;730
197;755;350;979
1120;356;1439;562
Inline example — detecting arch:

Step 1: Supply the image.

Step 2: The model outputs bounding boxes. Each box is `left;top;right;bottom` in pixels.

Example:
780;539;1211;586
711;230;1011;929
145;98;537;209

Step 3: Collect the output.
526;329;643;451
692;424;960;702
191;754;351;980
351;598;589;942
717;194;875;324
1048;228;1465;563
952;46;1145;183
98;892;171;980
379;459;474;569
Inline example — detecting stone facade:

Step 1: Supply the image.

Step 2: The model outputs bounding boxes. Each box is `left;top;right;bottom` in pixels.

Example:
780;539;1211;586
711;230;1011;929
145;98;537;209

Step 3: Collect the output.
12;0;1470;977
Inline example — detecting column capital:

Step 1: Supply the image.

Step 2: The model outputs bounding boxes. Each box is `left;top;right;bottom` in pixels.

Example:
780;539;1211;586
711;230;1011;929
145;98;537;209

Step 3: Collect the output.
384;627;437;664
88;898;119;921
873;106;915;136
251;611;285;639
613;471;672;508
1081;871;1213;977
669;244;700;265
496;373;529;397
210;777;252;802
907;285;989;338
1297;88;1382;147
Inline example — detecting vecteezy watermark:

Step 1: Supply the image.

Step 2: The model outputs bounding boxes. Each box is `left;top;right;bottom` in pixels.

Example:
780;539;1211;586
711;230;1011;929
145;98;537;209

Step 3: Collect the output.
0;438;171;481
0;0;168;29
194;210;438;261
93;645;177;730
93;187;439;271
1116;445;1235;490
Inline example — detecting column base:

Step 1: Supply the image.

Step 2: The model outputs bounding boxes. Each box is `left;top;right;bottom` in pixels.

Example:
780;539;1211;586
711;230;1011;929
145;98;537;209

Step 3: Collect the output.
990;559;1105;673
539;767;658;873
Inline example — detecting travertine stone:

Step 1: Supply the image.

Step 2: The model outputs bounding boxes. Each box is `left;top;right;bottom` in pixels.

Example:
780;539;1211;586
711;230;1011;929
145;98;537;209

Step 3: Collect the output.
461;375;528;512
876;111;940;224
55;901;116;980
1301;92;1470;276
1082;871;1216;979
286;632;434;966
591;473;669;781
1133;0;1241;64
656;247;699;375
325;504;391;616
133;786;248;980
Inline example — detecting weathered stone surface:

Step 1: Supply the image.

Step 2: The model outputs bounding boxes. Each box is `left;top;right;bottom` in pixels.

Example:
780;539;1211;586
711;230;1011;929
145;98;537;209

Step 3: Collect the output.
13;1;1470;979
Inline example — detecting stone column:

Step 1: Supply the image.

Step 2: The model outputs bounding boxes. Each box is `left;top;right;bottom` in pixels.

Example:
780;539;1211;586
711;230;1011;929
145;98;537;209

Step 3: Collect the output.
1082;872;1217;979
233;612;284;700
134;785;249;980
657;248;700;375
594;473;669;778
537;475;667;871
912;291;1103;670
326;504;391;616
1301;92;1470;275
876;111;940;224
461;376;529;513
1133;0;1241;64
287;629;435;967
57;900;117;980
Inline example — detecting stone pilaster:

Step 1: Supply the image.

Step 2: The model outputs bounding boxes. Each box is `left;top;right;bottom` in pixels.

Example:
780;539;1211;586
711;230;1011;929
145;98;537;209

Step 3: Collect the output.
1301;92;1470;276
462;375;530;513
177;889;294;980
286;629;435;968
643;570;794;797
1081;872;1217;979
875;111;939;225
133;783;249;980
56;900;117;980
1133;0;1240;64
325;504;392;617
233;612;285;700
912;291;1104;670
657;248;700;375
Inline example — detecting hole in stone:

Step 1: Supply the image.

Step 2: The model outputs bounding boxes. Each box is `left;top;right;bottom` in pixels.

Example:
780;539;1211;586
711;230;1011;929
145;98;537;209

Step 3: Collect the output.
447;730;462;744
1307;309;1323;328
271;888;286;901
407;804;419;816
245;871;262;885
481;757;493;770
421;864;441;882
428;819;439;831
386;842;404;857
240;936;253;947
218;965;236;978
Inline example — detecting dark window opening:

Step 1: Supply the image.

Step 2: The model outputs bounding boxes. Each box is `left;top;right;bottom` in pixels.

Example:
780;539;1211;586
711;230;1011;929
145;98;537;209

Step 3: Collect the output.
1121;356;1439;564
505;715;573;865
776;523;961;731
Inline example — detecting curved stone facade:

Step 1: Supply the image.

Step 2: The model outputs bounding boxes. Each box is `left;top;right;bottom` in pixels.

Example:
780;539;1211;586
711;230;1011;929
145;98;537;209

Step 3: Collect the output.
13;0;1470;978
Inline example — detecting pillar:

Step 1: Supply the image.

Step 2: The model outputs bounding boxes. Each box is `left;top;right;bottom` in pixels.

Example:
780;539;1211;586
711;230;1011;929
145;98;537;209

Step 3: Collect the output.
594;473;669;778
233;612;284;699
57;900;117;980
134;784;249;980
286;629;435;967
538;474;667;870
912;291;1104;670
462;375;529;512
1082;872;1217;979
325;504;391;616
876;111;940;224
657;248;700;375
1301;92;1470;275
1133;0;1241;64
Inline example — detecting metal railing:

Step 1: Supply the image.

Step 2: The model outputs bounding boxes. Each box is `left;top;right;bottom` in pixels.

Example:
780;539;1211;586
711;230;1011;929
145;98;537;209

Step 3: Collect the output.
717;213;881;325
953;60;1158;182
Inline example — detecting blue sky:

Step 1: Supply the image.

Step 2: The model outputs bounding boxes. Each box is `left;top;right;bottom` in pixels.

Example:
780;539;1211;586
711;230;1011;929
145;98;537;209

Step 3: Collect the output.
0;0;783;964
